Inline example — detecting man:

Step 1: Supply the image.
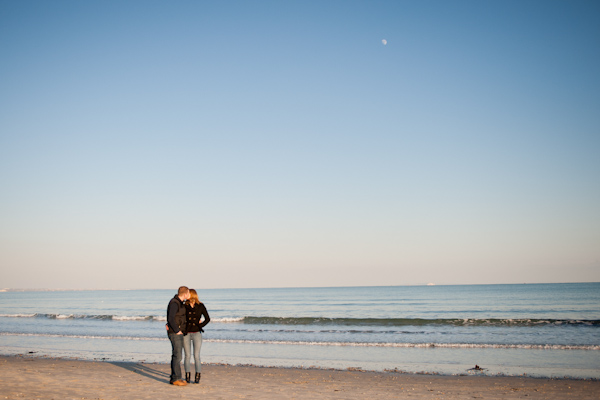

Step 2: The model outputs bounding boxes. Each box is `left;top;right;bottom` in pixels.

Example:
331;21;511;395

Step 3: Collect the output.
166;286;190;385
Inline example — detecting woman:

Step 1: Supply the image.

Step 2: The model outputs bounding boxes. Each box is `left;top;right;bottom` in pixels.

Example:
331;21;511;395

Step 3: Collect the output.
183;289;210;383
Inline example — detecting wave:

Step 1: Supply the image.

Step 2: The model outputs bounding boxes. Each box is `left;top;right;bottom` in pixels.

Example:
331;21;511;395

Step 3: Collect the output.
1;332;598;350
0;313;234;323
207;339;600;350
2;314;599;327
0;332;164;341
240;317;600;327
0;313;167;321
0;313;37;318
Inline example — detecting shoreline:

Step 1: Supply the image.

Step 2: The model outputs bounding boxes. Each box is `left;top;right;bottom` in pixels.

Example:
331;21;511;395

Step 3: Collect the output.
15;352;600;382
3;347;599;381
2;354;599;399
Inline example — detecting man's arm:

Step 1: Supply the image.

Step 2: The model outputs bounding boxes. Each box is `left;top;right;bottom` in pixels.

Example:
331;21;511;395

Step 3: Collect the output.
166;300;181;334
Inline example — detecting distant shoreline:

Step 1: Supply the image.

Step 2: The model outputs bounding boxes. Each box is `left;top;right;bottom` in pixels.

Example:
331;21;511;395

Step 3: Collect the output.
3;281;599;292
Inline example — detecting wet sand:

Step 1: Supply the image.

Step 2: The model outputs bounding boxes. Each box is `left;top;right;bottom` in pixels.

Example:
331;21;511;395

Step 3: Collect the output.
1;355;598;399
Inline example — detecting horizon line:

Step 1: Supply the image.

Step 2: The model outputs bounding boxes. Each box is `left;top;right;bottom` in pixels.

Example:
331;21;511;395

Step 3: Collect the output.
2;281;598;292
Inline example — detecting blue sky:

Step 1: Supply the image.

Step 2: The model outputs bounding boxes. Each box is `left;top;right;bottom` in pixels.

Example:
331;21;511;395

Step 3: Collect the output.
1;0;599;289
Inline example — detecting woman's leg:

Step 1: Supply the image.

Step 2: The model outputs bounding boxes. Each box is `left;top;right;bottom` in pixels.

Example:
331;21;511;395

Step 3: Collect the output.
182;334;192;373
192;332;203;374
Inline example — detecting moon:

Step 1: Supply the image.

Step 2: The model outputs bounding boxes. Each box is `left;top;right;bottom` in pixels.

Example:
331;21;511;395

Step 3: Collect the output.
382;39;387;45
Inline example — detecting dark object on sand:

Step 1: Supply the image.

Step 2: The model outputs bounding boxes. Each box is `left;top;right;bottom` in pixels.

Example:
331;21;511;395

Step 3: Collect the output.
468;365;487;371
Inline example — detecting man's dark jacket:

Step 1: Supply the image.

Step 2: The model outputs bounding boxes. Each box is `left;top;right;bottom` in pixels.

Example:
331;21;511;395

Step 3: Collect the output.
166;295;187;334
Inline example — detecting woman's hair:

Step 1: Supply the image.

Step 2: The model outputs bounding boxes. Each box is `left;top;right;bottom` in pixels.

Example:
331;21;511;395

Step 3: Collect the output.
187;289;200;306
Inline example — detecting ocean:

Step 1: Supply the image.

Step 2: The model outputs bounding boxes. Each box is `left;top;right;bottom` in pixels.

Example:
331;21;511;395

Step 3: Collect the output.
1;283;598;379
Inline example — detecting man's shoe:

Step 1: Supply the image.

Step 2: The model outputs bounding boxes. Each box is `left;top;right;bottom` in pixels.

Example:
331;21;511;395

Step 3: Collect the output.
171;379;187;386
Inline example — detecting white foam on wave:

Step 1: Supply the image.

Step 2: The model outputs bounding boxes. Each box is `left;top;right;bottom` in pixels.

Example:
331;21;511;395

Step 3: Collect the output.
212;317;244;323
112;316;151;321
0;332;165;341
0;313;169;321
1;332;598;350
204;339;600;351
0;314;36;318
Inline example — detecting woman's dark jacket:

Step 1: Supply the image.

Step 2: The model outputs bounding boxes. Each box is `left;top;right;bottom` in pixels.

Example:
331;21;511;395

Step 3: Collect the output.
185;302;210;333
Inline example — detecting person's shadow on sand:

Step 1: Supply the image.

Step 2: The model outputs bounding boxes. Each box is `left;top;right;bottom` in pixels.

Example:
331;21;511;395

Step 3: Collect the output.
111;362;170;384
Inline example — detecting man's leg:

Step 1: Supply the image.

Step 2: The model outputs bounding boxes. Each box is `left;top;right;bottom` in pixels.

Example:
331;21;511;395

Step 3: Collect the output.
168;333;184;383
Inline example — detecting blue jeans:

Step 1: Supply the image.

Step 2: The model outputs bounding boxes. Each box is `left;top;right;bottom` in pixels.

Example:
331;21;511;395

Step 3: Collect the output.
183;331;203;373
168;332;184;382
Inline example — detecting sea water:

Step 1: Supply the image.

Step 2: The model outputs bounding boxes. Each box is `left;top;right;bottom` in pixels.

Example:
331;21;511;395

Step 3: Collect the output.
0;283;598;378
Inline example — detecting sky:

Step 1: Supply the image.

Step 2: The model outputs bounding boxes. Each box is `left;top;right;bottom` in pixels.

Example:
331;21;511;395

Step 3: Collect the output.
1;0;599;290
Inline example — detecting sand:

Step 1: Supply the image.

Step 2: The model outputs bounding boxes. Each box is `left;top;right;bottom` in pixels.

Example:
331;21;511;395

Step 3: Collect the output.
0;355;598;399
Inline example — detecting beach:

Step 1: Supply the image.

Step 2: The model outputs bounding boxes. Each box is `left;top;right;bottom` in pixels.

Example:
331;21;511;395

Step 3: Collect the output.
2;285;599;379
1;355;598;400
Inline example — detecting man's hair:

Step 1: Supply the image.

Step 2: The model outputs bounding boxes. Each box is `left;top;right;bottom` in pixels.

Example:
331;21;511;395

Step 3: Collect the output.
178;286;189;296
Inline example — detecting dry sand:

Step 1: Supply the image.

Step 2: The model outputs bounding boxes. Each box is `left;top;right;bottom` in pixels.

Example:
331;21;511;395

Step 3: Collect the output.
1;355;598;399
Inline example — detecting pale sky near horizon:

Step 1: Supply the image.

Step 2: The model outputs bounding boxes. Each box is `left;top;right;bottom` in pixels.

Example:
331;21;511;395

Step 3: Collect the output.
1;0;599;290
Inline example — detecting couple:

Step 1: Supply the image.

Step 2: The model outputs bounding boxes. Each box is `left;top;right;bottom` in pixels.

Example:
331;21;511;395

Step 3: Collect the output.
166;286;211;386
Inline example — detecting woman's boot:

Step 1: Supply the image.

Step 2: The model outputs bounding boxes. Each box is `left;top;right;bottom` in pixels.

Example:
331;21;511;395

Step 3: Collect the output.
185;372;191;383
195;372;201;383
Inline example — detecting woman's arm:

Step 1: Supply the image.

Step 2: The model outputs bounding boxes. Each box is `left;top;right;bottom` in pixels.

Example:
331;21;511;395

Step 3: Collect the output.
199;303;210;330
